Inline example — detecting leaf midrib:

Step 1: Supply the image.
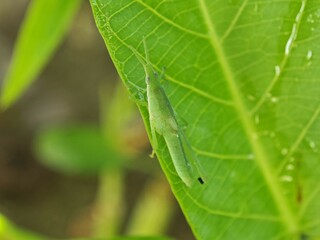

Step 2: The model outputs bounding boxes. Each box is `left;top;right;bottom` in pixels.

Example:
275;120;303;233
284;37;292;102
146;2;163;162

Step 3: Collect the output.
197;0;298;233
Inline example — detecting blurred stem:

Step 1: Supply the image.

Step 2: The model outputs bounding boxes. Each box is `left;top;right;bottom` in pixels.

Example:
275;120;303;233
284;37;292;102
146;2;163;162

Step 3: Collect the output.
93;170;124;237
100;82;136;152
91;82;128;237
95;81;170;237
125;176;174;236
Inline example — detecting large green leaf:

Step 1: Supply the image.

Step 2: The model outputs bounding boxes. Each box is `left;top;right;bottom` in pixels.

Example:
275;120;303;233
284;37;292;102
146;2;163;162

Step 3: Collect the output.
90;0;320;239
1;0;82;108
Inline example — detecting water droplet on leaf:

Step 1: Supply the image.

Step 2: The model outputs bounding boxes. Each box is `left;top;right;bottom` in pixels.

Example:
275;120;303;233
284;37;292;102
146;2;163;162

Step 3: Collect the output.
281;148;289;155
307;50;313;60
271;97;279;103
274;65;281;76
280;175;293;182
286;164;295;171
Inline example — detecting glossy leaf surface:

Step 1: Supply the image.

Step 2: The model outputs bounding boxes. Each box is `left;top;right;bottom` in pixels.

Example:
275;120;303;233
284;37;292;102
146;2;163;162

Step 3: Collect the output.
90;1;320;239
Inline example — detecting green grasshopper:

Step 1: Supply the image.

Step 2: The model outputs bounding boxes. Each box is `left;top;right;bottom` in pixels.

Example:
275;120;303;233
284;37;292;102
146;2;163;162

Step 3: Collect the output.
129;39;205;187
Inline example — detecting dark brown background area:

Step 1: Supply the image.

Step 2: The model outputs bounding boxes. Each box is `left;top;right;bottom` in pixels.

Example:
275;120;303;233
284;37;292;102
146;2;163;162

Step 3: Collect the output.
0;0;194;239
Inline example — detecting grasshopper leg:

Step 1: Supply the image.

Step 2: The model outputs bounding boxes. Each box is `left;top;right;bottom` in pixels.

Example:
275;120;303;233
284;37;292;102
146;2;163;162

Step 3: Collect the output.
149;118;158;158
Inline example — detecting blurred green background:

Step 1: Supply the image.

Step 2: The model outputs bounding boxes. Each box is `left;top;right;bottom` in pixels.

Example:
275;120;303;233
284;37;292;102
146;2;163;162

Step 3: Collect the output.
0;0;194;239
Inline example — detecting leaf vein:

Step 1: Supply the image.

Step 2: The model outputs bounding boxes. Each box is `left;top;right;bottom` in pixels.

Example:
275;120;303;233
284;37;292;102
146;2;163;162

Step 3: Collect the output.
112;32;234;106
220;0;249;43
198;0;298;233
251;0;307;114
134;0;209;39
184;189;281;222
277;104;320;174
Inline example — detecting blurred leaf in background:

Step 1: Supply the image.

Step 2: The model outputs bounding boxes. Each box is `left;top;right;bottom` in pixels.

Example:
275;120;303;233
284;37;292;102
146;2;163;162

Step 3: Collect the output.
1;0;82;108
34;124;121;174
